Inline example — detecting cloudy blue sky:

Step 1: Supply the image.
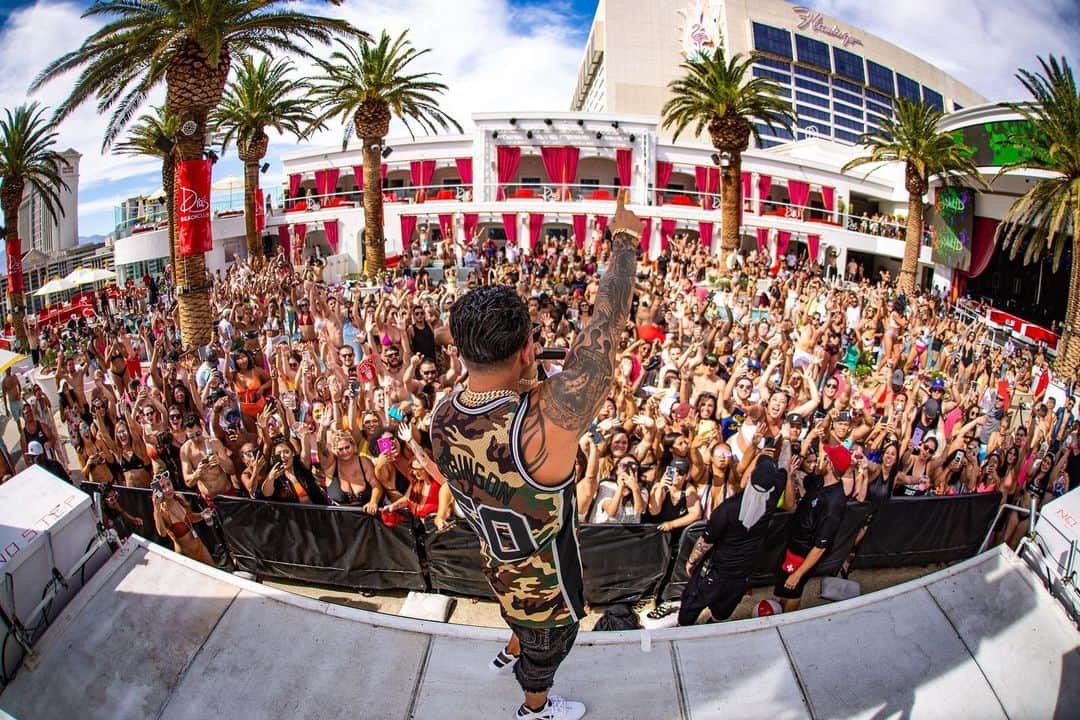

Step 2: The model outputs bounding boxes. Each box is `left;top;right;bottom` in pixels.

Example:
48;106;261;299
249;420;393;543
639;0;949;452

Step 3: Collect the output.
0;0;1076;238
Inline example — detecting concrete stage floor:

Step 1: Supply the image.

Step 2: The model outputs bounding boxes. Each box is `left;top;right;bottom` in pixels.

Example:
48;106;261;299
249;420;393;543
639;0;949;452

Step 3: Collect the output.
1;538;1077;720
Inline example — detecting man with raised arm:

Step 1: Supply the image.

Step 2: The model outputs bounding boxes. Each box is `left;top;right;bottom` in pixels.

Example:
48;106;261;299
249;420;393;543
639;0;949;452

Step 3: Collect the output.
430;196;643;720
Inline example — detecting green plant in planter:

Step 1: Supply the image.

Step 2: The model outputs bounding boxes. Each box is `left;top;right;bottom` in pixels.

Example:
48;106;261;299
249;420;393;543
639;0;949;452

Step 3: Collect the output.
717;278;732;291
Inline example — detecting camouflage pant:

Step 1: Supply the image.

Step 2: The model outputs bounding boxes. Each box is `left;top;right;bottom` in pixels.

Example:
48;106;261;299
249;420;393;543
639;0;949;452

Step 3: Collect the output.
507;621;579;693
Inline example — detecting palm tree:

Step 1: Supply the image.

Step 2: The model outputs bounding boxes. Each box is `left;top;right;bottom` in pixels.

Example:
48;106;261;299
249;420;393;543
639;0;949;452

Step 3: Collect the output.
842;98;982;295
114;106;180;278
0;103;68;349
32;0;361;346
993;56;1080;375
214;55;321;264
311;30;461;275
661;48;794;273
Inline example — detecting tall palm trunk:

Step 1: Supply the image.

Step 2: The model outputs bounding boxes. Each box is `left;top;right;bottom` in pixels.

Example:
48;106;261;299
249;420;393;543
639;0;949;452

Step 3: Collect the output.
898;192;923;295
718;152;742;272
1054;204;1080;377
361;138;385;275
238;132;268;264
0;179;27;348
167;40;230;348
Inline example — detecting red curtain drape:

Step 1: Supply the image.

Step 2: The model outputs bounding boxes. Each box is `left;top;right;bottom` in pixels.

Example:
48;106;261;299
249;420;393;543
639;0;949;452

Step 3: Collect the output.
501;213;518;248
528;213;544;251
288;173;301;199
563;147;579;200
540;146;566;189
277;225;291;259
455;158;473;185
756;227;770;255
655;161;674;204
660;218;677;252
787;179;810;216
438;213;454;241
177;159;213;256
254;188;265;232
694;166;720;207
807;233;820;262
821;186;835;214
595;215;609;235
962;216;999;279
641;217;652;255
698;221;714;249
776;230;791;258
572;214;587;249
757;174;772;213
616;148;632;190
315;168;339;198
496;147;521;200
410;160;436;202
742;172;752;212
324;220;340;254
400;215;418;252
463;213;479;242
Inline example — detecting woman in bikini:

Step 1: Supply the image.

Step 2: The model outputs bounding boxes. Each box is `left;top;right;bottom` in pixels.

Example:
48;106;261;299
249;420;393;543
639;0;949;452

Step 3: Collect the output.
228;349;269;429
152;470;213;565
319;429;380;513
111;419;153;488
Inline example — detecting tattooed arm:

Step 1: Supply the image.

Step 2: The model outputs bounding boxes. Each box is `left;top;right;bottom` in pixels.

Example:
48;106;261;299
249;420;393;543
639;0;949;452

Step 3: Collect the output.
520;196;645;486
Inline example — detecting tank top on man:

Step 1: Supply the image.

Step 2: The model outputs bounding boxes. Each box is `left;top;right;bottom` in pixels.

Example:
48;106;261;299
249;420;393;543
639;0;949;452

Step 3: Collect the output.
430;390;585;628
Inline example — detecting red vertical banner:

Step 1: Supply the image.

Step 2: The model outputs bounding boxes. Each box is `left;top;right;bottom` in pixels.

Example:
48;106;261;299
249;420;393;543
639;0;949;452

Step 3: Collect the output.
6;236;23;294
177;159;213;256
254;188;266;232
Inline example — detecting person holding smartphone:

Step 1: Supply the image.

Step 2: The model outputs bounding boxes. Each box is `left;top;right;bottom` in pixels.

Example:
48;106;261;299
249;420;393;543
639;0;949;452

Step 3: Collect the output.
151;470;213;565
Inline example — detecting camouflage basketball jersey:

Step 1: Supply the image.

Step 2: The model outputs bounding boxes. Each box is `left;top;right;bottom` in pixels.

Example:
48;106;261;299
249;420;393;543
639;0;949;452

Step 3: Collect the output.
430;389;585;628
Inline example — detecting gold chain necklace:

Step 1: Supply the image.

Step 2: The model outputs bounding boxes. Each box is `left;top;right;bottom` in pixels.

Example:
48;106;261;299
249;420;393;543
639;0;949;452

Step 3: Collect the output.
459;387;519;406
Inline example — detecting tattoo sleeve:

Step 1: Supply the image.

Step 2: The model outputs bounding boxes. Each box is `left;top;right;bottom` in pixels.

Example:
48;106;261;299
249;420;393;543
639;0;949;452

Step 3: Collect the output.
542;232;637;433
518;232;637;477
687;536;713;570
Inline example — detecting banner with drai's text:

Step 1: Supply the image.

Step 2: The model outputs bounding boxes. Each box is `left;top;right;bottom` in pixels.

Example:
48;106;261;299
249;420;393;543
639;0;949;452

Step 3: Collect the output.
177;159;213;257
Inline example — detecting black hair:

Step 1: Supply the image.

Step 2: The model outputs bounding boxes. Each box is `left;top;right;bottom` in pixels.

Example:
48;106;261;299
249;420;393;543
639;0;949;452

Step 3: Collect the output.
182;413;201;429
367;425;397;456
449;285;531;367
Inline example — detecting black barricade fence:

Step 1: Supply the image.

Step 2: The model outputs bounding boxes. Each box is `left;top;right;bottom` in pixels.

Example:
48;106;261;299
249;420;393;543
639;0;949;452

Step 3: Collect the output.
661;504;871;602
424;520;495;599
852;493;1002;568
579;523;672;605
425;521;673;605
214;496;425;591
82;482;229;567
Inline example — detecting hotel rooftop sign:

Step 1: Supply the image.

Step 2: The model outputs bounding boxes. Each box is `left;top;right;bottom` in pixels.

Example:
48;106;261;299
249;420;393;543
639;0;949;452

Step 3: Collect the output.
792;6;863;49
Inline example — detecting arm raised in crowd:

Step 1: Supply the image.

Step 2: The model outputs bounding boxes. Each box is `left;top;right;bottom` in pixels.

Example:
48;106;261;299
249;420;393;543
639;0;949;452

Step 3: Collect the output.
520;197;643;486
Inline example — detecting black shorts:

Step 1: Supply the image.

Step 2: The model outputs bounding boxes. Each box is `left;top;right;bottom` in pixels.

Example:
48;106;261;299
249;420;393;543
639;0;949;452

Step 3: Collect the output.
507;621;579;694
678;567;746;625
774;558;813;600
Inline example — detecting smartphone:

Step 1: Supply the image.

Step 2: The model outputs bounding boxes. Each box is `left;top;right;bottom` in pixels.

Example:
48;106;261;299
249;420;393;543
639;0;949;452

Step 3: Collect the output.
150;479;163;499
662;465;676;486
377;436;395;455
537;347;569;361
350;380;361;395
388;406;405;422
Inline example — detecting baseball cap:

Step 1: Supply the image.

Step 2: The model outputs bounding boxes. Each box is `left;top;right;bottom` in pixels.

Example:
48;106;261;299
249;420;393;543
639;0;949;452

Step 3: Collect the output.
923;399;941;419
785;412;805;427
890;369;905;388
671;458;691;474
26;441;44;456
930;377;946;390
823;444;852;474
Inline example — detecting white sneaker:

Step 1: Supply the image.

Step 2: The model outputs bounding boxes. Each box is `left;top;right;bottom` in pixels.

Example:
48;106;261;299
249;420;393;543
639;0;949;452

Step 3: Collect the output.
515;694;586;720
489;647;519;674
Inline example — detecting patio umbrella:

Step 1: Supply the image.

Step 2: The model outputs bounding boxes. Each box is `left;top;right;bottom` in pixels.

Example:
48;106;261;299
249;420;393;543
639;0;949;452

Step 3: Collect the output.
212;174;244;210
34;276;79;297
64;267;117;285
0;348;27;374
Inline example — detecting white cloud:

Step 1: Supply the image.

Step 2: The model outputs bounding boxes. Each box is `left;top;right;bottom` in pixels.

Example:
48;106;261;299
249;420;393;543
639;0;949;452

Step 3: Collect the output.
813;0;1078;101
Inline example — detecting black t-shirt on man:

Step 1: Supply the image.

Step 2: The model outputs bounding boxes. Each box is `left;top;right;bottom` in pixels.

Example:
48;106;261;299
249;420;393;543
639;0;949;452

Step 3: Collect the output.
786;480;846;557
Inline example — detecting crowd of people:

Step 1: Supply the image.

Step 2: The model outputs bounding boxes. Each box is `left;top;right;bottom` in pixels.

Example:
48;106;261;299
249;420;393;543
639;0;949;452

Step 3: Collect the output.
7;225;1078;617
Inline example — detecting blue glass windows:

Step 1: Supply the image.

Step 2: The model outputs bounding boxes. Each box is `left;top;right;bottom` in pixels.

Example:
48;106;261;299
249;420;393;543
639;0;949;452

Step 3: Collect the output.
867;61;895;94
897;74;921;101
833;47;865;83
795;34;831;71
753;23;793;58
